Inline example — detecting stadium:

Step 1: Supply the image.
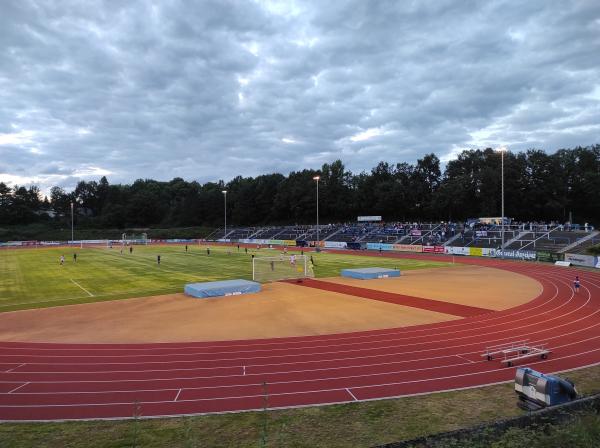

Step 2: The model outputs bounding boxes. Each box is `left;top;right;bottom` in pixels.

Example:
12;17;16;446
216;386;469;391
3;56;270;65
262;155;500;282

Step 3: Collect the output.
2;221;600;445
3;2;600;447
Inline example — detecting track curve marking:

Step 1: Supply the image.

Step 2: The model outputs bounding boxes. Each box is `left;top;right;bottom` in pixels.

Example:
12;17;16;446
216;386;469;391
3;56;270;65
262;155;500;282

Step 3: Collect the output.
1;254;599;421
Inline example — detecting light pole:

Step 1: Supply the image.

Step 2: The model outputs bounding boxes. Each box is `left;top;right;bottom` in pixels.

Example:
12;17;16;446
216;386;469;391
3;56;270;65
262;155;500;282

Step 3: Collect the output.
222;190;227;241
313;176;320;250
70;201;74;243
497;147;507;259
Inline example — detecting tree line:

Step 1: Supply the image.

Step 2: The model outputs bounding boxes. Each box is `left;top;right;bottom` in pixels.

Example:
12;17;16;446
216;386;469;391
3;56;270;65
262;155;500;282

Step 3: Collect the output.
1;145;599;230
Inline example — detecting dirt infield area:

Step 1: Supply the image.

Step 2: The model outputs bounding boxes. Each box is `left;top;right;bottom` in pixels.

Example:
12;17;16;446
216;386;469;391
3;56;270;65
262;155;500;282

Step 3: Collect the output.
0;265;540;343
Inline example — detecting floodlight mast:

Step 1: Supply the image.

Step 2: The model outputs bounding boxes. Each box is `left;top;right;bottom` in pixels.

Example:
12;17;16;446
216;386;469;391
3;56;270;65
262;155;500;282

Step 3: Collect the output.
222;190;227;242
313;176;320;250
496;147;507;259
70;201;74;243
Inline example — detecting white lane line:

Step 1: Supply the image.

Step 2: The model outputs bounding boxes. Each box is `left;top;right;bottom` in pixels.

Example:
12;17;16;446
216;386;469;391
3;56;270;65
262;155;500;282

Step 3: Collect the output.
455;355;475;364
8;382;29;394
2;307;599;380
70;279;94;297
174;388;182;401
5;363;25;373
4;332;600;394
346;388;358;401
5;343;598;408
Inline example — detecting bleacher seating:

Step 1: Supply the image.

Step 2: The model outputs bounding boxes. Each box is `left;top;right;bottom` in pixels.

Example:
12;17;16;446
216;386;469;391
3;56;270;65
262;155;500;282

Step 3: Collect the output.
206;221;596;256
506;230;587;252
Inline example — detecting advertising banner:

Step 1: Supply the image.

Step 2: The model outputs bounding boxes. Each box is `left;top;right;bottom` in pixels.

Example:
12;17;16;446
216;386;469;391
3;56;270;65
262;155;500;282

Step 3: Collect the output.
393;244;423;253
423;246;444;253
357;216;382;222
2;241;38;247
366;243;394;251
469;247;483;257
537;251;562;263
282;240;297;246
482;248;496;257
268;240;284;246
409;229;422;236
495;249;537;260
445;246;470;256
565;253;597;268
324;241;348;248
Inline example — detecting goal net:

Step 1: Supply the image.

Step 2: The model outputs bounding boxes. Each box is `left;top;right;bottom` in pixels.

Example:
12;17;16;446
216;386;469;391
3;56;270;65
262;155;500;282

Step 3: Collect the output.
121;233;148;245
252;255;314;282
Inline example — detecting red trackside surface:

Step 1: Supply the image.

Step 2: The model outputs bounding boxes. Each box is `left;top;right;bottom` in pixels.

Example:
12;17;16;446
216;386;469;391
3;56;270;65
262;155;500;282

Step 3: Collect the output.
0;252;599;421
283;277;493;317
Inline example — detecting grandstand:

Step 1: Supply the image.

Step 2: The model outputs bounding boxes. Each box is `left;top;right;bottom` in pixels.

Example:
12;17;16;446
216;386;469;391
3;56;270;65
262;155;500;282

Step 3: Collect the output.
505;229;590;252
565;232;600;254
205;221;598;257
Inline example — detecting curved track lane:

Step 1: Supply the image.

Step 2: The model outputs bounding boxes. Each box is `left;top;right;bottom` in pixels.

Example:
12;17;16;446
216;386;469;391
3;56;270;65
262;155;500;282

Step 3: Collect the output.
1;256;600;421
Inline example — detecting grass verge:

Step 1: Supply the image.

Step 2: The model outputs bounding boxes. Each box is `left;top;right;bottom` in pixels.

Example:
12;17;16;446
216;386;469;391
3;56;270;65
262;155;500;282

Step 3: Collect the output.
1;365;599;448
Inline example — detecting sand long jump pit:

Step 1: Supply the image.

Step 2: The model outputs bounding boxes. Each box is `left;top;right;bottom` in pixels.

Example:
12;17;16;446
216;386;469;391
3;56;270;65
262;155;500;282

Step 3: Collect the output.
0;265;541;344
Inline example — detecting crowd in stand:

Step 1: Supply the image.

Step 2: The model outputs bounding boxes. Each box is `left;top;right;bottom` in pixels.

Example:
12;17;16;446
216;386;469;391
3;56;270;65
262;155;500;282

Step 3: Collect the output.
221;219;594;246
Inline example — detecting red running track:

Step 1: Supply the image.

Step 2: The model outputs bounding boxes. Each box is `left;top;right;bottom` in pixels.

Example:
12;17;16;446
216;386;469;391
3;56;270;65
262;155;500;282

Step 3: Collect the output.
1;254;600;421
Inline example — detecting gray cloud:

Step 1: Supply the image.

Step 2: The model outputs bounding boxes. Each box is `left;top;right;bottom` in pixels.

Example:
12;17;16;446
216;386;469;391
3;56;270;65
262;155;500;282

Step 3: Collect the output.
1;0;599;194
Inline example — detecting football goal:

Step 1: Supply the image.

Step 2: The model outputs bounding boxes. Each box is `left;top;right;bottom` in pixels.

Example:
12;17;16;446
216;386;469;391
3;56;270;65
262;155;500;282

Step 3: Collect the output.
121;232;148;245
252;255;314;282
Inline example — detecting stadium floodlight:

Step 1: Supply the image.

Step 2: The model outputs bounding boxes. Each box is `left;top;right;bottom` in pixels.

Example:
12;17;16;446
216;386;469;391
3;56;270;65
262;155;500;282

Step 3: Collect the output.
496;146;508;259
70;201;74;244
313;176;320;250
222;190;227;241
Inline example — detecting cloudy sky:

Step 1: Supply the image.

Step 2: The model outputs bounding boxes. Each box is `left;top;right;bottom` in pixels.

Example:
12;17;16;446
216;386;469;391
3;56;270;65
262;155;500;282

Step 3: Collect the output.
1;0;599;194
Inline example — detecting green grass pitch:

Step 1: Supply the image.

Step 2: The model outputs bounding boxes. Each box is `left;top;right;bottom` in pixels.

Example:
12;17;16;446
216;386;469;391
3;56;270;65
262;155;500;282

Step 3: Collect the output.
0;245;451;312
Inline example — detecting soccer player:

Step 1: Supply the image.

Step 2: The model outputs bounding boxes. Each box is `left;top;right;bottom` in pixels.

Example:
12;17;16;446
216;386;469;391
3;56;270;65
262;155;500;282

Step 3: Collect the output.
129;246;133;254
574;276;580;293
207;247;211;255
185;245;188;252
157;255;161;265
73;253;77;262
60;255;65;265
290;254;296;266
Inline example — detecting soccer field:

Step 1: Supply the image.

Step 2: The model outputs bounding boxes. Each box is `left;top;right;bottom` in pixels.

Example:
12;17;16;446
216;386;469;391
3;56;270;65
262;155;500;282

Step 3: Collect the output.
0;245;451;312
